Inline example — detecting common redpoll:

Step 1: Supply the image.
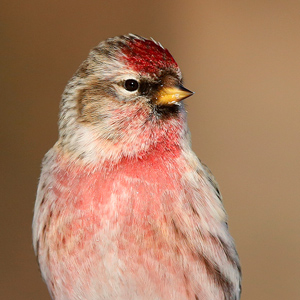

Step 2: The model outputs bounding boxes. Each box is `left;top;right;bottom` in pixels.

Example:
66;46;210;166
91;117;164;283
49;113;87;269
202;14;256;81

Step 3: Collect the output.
33;34;241;300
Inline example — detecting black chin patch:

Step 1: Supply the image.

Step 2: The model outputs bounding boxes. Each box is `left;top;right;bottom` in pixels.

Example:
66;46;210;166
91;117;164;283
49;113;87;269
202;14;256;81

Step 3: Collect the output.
152;103;181;120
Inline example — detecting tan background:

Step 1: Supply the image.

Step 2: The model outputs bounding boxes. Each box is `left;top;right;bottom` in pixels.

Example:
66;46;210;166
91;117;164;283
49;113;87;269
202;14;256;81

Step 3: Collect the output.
1;1;299;299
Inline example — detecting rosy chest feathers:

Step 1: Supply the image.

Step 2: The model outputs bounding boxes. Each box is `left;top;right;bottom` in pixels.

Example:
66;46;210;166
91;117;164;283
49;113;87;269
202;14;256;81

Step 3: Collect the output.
45;153;187;256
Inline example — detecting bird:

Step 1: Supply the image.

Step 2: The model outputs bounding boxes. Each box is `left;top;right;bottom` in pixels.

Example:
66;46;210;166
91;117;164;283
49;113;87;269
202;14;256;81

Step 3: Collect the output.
32;34;241;300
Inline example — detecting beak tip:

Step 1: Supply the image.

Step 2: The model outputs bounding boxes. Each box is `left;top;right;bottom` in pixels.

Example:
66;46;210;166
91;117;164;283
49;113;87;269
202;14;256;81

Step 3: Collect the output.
178;85;194;100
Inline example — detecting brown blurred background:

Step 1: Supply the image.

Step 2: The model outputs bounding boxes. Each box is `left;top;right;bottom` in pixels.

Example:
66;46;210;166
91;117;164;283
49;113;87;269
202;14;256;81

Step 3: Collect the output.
1;1;299;299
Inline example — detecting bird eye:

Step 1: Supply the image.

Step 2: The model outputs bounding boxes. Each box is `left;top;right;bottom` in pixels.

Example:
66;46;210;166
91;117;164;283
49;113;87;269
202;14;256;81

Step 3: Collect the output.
124;79;139;92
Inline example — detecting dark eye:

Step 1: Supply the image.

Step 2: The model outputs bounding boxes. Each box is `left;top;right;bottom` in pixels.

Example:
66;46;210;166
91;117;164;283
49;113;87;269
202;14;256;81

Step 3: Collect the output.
124;79;139;92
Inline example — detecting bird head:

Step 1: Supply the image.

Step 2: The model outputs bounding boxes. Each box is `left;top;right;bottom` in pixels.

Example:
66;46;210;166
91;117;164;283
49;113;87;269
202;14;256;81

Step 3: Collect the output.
58;34;194;163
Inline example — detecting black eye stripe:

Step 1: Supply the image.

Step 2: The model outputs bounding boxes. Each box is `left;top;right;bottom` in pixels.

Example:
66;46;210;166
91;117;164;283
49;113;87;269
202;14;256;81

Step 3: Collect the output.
139;80;151;95
124;79;139;92
139;80;161;96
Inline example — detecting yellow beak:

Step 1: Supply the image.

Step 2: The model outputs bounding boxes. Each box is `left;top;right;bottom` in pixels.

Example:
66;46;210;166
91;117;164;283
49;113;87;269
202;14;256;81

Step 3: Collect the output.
155;85;194;105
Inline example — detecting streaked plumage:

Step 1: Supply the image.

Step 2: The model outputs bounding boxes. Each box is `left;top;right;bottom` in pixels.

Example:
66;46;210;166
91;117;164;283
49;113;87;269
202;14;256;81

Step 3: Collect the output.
33;34;241;300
